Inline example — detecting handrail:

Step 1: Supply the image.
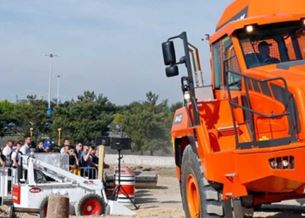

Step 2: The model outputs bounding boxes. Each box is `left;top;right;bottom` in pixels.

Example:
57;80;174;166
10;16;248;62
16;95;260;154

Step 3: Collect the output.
229;101;289;118
225;70;297;149
228;70;288;90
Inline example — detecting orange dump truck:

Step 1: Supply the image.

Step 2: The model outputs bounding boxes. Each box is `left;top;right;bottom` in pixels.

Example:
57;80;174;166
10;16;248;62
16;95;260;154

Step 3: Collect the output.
162;0;305;217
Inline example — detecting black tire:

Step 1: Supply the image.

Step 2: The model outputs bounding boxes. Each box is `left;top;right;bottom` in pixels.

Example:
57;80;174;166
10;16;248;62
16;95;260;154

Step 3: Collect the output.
181;145;225;217
75;193;106;216
39;197;48;218
181;145;253;218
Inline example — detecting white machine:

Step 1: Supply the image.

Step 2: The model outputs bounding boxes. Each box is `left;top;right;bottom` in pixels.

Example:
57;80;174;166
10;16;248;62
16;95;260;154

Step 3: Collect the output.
11;155;134;217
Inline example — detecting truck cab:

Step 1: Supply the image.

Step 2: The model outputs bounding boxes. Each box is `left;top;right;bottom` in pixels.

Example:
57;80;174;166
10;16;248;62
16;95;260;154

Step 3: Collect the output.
162;0;305;217
210;1;305;148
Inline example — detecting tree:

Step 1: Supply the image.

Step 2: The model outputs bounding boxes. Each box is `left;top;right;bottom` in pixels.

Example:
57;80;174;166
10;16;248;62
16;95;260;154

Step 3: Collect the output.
0;90;181;156
52;91;116;144
0;100;18;136
123;92;171;155
0;96;49;138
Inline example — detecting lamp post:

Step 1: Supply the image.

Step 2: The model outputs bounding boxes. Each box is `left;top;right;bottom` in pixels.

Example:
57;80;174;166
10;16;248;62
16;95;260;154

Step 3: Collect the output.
56;74;61;106
30;128;33;139
58;128;62;146
45;53;57;115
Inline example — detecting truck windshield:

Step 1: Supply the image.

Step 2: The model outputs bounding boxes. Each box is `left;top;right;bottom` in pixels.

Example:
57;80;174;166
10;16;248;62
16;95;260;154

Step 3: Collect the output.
238;21;305;68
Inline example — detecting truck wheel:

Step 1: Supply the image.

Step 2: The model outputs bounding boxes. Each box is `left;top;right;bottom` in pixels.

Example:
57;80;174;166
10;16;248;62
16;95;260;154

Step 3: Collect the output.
181;145;253;218
75;193;105;216
181;145;224;217
39;197;48;218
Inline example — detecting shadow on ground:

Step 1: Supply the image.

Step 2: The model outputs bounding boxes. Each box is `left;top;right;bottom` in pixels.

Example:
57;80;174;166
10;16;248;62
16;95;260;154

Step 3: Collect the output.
135;190;158;204
255;204;305;218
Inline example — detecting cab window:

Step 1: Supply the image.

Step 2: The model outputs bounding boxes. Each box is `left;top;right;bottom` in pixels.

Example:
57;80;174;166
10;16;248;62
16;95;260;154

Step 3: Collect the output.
238;21;305;68
212;36;241;90
212;41;222;89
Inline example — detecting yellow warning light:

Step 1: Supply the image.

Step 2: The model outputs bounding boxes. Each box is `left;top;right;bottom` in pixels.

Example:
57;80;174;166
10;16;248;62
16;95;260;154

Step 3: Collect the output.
259;136;269;141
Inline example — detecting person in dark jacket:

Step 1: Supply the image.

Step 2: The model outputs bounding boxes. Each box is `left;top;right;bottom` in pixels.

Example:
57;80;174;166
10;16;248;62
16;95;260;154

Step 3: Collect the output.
68;146;79;172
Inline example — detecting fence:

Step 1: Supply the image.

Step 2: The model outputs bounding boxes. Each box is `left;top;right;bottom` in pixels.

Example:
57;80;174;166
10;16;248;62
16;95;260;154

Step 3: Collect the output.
0;167;17;204
70;167;98;179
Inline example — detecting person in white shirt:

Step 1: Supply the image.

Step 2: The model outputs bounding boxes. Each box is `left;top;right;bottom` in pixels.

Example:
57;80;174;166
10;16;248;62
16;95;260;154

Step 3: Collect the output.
2;140;13;160
60;139;71;154
20;137;31;155
11;141;22;168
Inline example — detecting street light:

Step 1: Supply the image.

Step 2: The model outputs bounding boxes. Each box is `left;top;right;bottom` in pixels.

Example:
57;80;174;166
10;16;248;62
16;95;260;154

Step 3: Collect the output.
56;74;61;106
57;128;62;146
30;128;33;139
45;53;58;115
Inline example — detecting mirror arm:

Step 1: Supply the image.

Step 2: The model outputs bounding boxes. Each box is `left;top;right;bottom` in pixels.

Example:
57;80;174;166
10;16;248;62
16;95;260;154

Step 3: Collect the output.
188;43;204;87
166;32;200;126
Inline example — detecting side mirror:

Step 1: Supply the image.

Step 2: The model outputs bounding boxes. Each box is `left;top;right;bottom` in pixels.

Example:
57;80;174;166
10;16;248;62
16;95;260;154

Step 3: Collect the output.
166;65;179;77
162;41;176;65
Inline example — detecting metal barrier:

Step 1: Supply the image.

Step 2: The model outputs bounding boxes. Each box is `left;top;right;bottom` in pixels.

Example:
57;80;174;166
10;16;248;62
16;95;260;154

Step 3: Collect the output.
35;153;98;179
77;167;98;179
0;167;17;203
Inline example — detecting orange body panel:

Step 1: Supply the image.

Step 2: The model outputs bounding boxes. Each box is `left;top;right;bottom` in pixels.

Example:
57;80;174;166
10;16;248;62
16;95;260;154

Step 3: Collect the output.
212;0;305;43
171;0;305;205
171;107;194;140
202;143;305;201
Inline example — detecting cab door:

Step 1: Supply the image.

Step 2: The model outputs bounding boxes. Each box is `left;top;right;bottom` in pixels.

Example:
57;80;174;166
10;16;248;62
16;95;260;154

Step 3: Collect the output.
211;36;242;100
211;36;244;124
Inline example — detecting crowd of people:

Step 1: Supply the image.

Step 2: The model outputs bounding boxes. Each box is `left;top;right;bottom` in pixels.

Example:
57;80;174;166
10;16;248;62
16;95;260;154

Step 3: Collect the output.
0;137;32;168
0;137;109;179
59;139;109;178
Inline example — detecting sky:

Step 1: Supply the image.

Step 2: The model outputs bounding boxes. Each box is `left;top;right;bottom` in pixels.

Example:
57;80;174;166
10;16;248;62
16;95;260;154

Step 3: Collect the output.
0;0;232;105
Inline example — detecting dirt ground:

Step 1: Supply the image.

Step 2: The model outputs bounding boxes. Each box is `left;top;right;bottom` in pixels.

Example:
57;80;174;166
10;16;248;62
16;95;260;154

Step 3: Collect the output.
4;167;305;217
103;167;305;218
129;168;184;218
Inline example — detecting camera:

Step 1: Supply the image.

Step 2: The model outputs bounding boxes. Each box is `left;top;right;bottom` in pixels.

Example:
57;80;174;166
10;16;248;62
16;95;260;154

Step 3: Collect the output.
95;136;131;150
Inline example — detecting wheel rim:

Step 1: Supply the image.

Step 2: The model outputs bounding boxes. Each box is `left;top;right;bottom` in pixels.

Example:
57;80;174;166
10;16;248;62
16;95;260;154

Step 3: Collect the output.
186;174;200;218
81;198;102;215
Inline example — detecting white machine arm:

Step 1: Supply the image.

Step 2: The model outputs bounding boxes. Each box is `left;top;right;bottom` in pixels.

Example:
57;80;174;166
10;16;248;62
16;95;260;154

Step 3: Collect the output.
21;156;108;203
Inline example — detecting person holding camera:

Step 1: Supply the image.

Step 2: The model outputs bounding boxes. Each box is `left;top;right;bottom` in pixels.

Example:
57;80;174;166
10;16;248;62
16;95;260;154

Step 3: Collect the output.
80;145;95;179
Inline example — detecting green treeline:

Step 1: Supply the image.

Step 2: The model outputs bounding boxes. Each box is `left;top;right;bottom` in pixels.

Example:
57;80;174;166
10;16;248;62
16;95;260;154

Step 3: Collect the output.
0;91;182;155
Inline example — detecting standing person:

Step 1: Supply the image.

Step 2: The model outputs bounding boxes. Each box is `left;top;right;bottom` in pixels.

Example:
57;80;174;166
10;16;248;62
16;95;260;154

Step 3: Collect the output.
90;146;109;170
90;147;98;166
75;143;83;160
20;136;31;155
68;146;80;174
2;140;13;160
11;141;22;168
35;141;45;153
0;149;6;167
80;145;94;179
60;139;71;154
90;146;98;171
